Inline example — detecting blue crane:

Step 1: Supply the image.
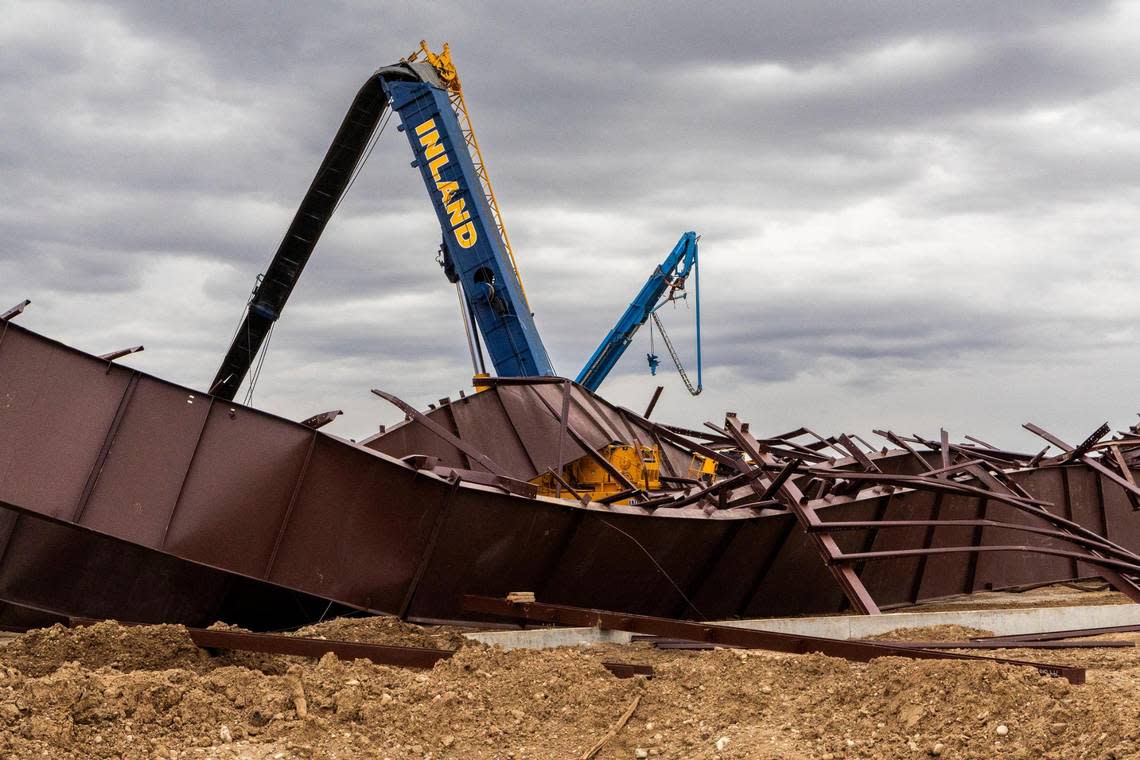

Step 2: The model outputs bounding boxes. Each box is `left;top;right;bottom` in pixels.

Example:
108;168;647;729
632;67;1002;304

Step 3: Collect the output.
209;43;700;404
210;45;554;401
576;232;702;394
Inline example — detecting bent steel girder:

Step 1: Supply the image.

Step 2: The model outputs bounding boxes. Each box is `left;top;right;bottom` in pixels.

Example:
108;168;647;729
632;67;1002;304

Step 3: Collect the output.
1;320;1139;626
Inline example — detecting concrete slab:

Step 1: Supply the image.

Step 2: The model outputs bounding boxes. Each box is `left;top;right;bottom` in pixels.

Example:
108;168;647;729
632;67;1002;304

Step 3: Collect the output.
464;603;1140;650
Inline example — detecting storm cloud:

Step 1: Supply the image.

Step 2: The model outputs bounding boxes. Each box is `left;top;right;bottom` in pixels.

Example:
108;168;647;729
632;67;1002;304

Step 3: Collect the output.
3;1;1138;449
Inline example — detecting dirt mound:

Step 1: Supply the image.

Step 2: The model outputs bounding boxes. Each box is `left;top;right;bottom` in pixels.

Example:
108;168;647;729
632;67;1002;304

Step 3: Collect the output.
291;614;471;649
0;621;211;677
868;624;994;642
0;619;1137;758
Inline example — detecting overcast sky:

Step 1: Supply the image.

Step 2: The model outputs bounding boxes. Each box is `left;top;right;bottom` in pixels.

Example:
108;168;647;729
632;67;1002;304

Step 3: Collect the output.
3;1;1139;449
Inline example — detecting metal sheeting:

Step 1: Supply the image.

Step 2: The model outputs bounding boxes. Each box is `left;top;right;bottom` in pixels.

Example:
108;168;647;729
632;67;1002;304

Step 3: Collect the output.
0;321;1137;627
363;381;695;480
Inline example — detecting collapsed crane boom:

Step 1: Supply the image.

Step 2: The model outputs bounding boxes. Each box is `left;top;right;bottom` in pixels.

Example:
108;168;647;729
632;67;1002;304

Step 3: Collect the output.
209;66;412;401
210;53;553;402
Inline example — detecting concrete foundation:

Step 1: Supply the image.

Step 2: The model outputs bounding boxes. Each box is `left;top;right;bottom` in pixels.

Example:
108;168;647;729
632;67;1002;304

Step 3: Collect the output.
464;603;1140;650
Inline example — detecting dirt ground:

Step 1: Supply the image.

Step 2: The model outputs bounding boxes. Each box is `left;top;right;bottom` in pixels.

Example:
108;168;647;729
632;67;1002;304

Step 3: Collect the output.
0;613;1137;759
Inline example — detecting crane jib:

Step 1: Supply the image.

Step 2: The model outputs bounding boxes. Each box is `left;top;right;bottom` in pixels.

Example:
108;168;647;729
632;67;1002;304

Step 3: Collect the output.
386;78;555;378
210;61;557;402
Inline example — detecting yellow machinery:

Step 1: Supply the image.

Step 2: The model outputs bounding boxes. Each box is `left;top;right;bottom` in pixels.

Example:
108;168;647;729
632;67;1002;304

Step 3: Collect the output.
533;444;663;503
532;445;718;504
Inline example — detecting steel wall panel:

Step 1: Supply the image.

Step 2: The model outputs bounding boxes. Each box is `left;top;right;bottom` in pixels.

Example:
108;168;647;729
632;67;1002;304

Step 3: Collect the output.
688;516;794;618
267;437;447;612
78;377;211;546
539;513;733;617
0;322;1138;629
859;492;934;606
162;403;313;577
405;490;579;620
0;328;131;520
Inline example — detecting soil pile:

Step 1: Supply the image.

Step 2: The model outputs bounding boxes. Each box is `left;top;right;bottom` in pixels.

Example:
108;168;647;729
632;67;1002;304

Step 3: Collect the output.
290;614;470;650
0;619;1136;758
867;625;994;642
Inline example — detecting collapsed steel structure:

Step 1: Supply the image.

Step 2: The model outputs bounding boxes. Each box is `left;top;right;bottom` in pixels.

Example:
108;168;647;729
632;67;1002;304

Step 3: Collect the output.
0;314;1138;635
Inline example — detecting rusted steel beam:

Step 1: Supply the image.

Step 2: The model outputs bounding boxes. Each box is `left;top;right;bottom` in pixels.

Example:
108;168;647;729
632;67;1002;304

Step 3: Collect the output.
873;429;932;473
639;465;767;510
837;434;881;473
372;389;507;476
854;639;1132;651
920;459;987;478
810;519;1136;561
543;467;588;505
0;300;30;321
757;458;801;502
1106;445;1140;511
597;488;641;506
722;413;881;615
460;596;1085;683
806;467;1053;510
68;618;456;668
835;544;1140;575
70;617;653;678
644;637;1130;651
98;346;144;362
973;624;1140;644
1023;423;1074;453
643;386;664;419
1058;422;1111;465
300;409;342;429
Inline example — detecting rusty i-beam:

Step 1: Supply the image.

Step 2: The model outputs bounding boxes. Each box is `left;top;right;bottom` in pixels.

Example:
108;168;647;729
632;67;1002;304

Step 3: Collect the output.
460;595;1085;684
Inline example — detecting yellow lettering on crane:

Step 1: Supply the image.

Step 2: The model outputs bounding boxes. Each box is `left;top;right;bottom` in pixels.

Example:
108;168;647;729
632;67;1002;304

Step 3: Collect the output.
412;115;476;250
428;154;450;181
454;221;477;249
446;197;470;227
436;180;459;205
418;130;445;161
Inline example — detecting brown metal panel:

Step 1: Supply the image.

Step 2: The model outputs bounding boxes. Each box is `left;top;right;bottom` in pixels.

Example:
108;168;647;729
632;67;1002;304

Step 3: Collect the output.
851;492;932;607
366;382;693;484
544;387;620;449
405;490;580;620
1098;472;1137;544
445;394;531;473
0;510;229;623
365;419;469;467
266;439;444;612
687;516;793;618
3;322;1139;629
495;385;587;474
162;402;312;577
0;327;132;520
973;468;1074;590
743;524;847;616
78;377;211;546
537;511;733;618
915;494;981;600
0;600;63;630
1061;465;1108;579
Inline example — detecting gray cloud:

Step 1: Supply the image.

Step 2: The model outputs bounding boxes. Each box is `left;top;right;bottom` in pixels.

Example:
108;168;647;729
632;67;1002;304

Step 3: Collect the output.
3;0;1139;452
